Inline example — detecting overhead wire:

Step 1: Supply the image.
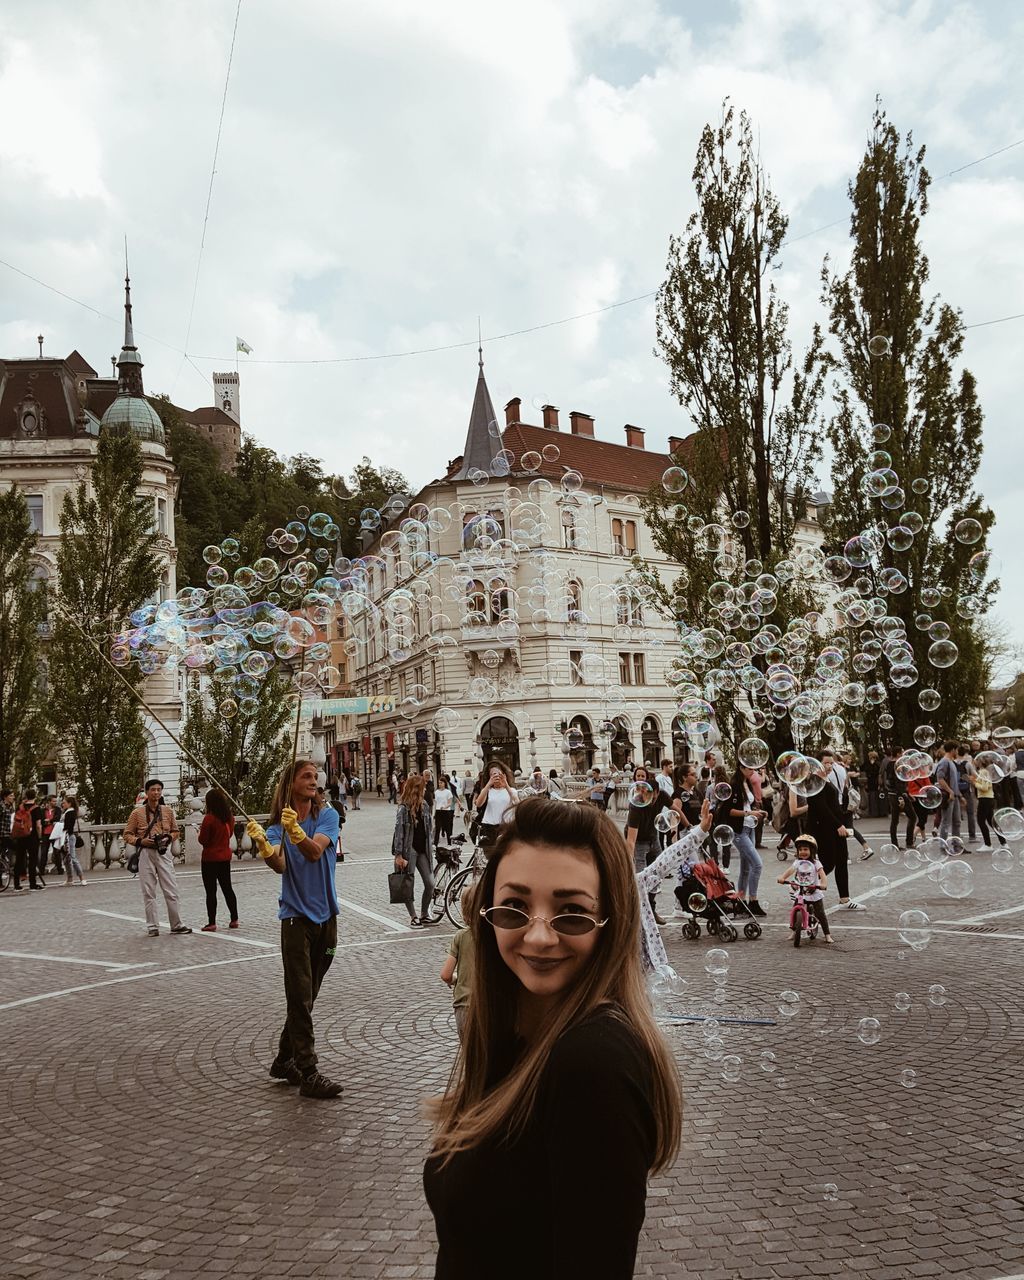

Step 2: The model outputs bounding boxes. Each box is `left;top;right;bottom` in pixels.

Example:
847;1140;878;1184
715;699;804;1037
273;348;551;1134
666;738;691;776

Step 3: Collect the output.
0;130;1021;369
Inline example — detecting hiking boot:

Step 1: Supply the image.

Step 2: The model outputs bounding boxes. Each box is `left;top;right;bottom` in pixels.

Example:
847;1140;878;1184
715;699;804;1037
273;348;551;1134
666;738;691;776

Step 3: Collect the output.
299;1070;343;1099
269;1058;302;1086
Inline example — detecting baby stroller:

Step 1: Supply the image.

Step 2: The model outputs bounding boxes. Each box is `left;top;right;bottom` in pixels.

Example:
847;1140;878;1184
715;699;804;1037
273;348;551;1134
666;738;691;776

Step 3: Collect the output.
675;857;762;943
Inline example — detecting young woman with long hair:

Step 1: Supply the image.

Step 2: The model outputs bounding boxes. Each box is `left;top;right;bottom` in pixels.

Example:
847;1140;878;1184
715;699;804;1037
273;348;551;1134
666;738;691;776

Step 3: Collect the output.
392;773;435;926
424;795;699;1278
199;788;239;931
472;760;519;850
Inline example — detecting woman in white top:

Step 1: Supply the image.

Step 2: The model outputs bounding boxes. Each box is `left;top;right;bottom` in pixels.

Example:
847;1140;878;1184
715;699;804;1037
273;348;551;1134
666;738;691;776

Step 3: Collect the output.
434;774;457;849
473;762;519;851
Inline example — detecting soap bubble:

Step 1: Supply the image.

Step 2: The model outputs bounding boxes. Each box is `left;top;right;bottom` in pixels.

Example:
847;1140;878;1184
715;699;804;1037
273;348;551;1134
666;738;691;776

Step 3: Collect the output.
938;860;973;898
541;443;560;463
913;724;937;748
662;466;689;494
918;688;941;711
202;545;223;564
868;334;892;356
869;875;890;898
712;782;733;803
823;1184;839;1202
879;843;901;865
927;984;947;1007
721;1054;742;1082
917;785;942;810
737;737;769;769
897;908;932;951
953;517;983;544
628;781;655;808
899;1068;918;1089
705;948;730;976
759;1050;777;1073
857;1017;882;1046
712;823;735;846
218;697;238;719
521;450;542;472
894;992;911;1012
993;808;1024;841
927;639;959;668
777;990;800;1018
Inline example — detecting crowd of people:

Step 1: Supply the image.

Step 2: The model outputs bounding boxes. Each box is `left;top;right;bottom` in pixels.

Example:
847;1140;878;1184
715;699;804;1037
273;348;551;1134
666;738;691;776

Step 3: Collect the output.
1;788;86;891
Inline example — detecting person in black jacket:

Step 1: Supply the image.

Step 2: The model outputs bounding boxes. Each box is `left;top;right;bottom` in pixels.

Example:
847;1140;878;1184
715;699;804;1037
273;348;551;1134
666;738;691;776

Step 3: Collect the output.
424;796;693;1280
806;758;862;910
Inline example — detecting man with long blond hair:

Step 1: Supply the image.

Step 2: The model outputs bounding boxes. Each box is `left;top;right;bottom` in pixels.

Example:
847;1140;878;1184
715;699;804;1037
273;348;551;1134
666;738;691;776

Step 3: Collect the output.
246;759;342;1099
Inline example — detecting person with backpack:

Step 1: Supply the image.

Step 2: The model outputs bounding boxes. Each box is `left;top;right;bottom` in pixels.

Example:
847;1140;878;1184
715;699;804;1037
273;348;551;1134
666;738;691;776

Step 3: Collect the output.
10;788;43;892
349;772;362;810
122;779;191;937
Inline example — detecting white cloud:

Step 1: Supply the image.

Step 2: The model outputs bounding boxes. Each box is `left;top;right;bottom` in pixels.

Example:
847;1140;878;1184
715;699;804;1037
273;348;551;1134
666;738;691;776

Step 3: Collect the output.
2;0;1023;635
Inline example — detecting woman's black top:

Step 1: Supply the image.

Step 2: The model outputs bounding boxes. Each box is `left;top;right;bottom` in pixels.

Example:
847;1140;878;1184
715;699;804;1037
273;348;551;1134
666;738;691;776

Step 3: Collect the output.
412;811;427;857
423;1008;657;1280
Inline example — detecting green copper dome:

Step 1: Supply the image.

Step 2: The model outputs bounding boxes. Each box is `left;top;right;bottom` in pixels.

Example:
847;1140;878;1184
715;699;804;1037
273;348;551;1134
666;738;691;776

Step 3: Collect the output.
101;393;166;445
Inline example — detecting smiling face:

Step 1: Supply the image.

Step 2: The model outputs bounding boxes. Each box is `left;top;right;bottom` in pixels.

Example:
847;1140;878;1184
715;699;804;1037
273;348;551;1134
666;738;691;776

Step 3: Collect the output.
490;841;603;1012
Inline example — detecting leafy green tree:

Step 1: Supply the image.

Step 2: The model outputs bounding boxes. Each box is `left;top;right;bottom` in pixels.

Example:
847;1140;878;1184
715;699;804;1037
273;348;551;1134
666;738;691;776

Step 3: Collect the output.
0;487;47;789
49;431;161;822
180;667;293;813
822;105;994;745
642;102;827;756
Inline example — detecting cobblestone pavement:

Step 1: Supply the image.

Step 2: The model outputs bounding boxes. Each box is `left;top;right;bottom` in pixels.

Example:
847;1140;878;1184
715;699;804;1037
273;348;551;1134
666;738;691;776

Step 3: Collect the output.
3;797;1024;1278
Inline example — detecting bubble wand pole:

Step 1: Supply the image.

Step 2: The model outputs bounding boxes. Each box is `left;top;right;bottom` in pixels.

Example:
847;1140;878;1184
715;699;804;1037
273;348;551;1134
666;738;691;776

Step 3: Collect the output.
287;645;309;811
56;606;257;823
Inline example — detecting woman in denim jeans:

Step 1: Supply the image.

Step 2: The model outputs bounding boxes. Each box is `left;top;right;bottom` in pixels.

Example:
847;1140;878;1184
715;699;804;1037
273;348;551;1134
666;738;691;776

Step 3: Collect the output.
723;766;768;916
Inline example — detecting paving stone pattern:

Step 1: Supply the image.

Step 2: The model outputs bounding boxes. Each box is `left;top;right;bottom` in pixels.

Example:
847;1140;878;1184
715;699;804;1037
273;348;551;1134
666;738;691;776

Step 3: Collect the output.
2;799;1023;1278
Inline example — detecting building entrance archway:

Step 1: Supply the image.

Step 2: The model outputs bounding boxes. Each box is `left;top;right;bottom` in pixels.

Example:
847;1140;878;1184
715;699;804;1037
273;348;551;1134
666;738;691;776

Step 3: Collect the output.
480;716;521;773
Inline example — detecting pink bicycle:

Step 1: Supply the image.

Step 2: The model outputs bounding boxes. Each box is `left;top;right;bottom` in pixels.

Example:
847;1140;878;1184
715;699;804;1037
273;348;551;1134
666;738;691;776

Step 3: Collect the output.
788;875;821;948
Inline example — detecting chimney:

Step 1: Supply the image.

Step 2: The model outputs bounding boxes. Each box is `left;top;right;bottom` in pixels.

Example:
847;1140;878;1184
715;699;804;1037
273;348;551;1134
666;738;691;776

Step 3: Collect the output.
668;435;685;454
569;411;595;438
624;424;645;449
542;404;559;431
505;397;521;427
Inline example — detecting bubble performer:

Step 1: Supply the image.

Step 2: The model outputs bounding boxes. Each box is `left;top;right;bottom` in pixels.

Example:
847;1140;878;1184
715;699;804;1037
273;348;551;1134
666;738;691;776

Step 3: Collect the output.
246;759;343;1100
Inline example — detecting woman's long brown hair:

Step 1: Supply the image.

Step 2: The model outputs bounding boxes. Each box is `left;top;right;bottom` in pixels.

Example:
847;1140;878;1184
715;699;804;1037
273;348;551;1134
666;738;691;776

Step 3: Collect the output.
269;759;321;826
429;796;682;1173
400;773;426;816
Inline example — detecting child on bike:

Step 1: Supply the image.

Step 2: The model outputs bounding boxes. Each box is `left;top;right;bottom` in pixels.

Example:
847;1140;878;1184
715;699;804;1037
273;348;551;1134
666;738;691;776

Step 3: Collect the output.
777;833;834;944
439;883;479;1040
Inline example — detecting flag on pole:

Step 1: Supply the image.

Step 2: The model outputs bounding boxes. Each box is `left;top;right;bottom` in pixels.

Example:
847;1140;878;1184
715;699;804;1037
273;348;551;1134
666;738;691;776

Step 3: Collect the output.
236;336;253;354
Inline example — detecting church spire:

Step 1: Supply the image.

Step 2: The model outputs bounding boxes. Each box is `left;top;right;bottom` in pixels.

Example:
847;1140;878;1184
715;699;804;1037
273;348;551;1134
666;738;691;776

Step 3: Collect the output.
451;348;505;482
116;248;145;396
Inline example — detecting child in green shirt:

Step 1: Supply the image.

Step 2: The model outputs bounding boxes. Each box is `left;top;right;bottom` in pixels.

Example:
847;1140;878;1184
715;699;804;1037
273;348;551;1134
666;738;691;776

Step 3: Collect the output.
439;884;478;1040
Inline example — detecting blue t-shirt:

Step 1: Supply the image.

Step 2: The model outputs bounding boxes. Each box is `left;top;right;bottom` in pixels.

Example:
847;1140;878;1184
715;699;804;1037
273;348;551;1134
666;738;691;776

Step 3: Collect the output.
266;806;341;924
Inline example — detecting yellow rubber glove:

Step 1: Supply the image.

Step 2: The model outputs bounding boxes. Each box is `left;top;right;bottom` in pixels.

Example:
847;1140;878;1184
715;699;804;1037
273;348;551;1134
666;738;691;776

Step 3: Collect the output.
246;819;276;861
281;805;305;845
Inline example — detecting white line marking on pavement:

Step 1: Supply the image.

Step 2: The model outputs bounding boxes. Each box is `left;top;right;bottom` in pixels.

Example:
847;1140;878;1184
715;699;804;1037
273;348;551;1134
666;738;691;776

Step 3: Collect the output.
338;897;412;932
0;950;157;972
934;903;1024;925
851;863;936;902
88;909;276;948
752;921;1024;942
0;953;273;1011
0;932;440;1012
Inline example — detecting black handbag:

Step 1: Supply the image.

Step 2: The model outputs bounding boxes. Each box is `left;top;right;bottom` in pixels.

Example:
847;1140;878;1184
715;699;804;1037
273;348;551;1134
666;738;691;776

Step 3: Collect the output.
388;870;413;905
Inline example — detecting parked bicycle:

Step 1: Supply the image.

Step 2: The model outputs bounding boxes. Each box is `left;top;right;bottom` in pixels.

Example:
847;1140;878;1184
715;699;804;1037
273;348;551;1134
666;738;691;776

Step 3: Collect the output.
0;846;10;892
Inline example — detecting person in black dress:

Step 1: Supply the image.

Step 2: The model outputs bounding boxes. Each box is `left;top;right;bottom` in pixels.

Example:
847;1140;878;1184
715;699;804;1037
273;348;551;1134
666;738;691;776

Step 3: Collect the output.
424;795;689;1279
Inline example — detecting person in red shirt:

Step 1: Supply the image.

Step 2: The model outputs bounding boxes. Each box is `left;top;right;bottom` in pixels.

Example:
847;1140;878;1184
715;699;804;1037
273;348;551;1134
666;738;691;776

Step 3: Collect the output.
199;789;239;931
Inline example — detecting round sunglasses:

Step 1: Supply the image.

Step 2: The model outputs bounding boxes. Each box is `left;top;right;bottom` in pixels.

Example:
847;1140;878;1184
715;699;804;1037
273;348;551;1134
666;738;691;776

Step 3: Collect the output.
480;905;608;937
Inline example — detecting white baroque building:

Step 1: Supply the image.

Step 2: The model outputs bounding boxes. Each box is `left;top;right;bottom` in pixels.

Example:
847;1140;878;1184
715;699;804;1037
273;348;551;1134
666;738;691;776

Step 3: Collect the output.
0;276;184;798
336;356;828;784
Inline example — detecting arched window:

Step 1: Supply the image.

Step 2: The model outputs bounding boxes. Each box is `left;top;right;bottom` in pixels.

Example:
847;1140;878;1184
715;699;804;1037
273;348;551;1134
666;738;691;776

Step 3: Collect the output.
566;579;583;620
466;579;487;621
29;563;50;628
567;714;595;773
480;715;521;773
615;587;643;627
610;716;634;770
641;716;664;768
490;588;510;621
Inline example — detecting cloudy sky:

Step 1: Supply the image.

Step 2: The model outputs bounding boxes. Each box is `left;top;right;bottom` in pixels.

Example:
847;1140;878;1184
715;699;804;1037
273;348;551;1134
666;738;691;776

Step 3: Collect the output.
2;0;1023;650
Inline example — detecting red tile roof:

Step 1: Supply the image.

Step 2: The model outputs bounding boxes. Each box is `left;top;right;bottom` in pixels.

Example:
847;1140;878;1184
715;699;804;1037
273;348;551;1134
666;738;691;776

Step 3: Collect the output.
497;423;674;492
185;406;237;426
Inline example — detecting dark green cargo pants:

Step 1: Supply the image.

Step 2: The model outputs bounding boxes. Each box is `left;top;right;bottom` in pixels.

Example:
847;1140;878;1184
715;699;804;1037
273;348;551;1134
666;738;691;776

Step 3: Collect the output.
277;914;338;1073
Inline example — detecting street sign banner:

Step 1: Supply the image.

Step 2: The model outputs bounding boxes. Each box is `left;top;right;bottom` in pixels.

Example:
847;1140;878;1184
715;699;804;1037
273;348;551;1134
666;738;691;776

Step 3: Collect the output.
303;696;395;716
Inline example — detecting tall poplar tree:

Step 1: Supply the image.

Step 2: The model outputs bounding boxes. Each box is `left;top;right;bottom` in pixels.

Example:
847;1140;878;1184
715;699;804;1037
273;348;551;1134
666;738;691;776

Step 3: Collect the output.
50;431;161;821
643;102;827;755
822;105;994;745
0;488;47;789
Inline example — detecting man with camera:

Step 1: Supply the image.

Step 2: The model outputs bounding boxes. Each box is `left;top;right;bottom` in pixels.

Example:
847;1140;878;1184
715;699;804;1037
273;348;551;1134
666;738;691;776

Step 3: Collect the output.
122;778;192;937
